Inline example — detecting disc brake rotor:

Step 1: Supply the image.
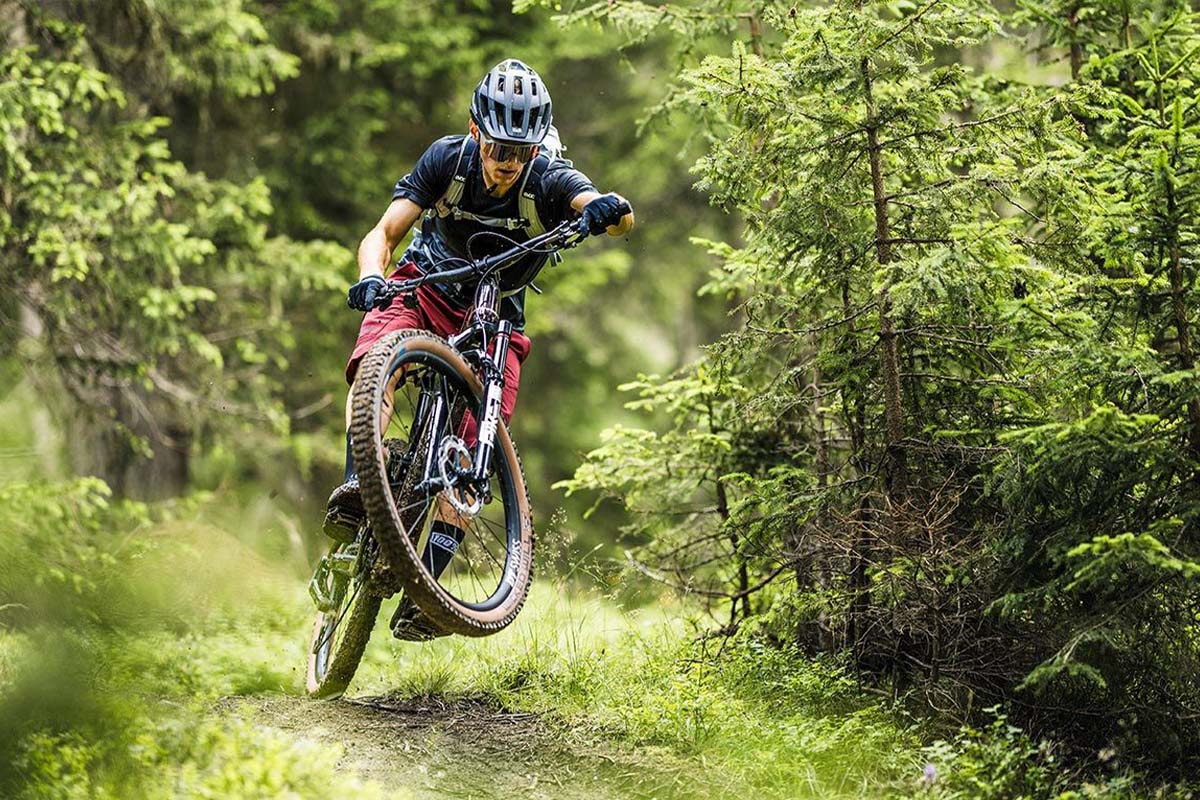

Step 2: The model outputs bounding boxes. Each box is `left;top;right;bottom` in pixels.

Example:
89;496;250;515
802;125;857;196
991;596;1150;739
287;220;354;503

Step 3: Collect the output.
438;436;483;517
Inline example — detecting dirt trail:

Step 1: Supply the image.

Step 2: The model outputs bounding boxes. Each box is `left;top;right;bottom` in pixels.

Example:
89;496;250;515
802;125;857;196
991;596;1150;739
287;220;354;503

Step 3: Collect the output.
220;694;701;800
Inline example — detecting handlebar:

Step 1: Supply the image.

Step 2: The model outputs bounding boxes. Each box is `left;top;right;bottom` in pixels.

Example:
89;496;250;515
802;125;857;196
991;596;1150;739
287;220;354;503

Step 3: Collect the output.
373;217;594;307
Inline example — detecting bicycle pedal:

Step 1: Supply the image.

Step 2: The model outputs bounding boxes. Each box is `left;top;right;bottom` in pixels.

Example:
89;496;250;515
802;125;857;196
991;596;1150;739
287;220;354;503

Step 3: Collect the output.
327;547;358;574
390;601;448;642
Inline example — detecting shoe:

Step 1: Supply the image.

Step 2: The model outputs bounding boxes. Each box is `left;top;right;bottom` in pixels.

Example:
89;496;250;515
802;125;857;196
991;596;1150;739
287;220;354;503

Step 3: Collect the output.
390;597;447;641
323;478;363;543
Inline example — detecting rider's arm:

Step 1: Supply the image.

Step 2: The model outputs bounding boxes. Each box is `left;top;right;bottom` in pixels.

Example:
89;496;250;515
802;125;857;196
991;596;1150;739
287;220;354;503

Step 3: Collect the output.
357;198;424;280
571;191;635;236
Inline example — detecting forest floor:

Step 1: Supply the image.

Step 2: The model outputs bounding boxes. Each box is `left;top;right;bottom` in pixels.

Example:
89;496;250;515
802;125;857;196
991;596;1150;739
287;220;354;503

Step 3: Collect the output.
2;506;922;798
222;693;710;799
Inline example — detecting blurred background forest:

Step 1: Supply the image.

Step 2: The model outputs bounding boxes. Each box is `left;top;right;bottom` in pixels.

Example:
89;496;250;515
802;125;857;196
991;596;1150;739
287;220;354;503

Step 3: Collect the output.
3;0;1200;797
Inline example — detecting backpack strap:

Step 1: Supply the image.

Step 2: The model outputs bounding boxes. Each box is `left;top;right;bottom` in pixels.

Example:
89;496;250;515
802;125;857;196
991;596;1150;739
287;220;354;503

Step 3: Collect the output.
431;137;473;221
518;153;552;237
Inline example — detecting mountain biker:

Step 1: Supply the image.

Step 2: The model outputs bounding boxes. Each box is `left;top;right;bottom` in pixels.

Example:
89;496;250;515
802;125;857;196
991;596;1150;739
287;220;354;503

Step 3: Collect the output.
323;59;633;632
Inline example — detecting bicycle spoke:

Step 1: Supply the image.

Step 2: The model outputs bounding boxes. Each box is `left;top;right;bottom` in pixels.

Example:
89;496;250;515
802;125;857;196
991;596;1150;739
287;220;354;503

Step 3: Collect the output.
397;493;432;517
460;520;504;568
465;524;504;571
316;577;363;654
462;538;488;600
472;513;510;549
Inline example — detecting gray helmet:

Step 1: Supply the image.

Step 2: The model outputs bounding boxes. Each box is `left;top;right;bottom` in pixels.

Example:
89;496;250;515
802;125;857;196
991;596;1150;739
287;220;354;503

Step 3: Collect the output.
470;59;553;145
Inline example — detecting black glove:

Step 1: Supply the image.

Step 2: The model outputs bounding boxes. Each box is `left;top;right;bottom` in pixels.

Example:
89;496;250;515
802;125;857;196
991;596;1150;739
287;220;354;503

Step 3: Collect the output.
581;193;631;235
347;275;388;312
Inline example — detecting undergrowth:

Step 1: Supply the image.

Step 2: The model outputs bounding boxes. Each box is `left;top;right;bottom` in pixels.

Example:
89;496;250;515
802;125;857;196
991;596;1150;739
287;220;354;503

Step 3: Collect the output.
350;587;920;798
2;478;1194;798
0;478;401;798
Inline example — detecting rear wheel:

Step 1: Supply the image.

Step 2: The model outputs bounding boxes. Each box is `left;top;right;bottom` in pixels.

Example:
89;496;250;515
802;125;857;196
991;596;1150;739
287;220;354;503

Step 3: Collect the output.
306;537;382;699
351;330;534;637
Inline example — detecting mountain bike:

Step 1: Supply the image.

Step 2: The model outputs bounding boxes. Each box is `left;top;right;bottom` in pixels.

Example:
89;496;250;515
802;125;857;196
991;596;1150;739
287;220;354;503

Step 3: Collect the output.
305;216;606;699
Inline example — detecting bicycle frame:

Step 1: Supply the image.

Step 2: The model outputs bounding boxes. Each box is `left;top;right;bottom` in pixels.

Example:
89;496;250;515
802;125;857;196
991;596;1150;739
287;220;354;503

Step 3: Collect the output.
380;219;591;503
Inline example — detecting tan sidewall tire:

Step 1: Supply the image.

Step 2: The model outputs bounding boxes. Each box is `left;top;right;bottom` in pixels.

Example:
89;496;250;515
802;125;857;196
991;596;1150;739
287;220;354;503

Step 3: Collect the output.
351;331;534;637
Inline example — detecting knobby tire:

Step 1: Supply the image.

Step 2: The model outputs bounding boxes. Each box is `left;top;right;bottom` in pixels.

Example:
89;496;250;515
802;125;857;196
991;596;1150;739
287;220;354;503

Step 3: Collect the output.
306;576;382;699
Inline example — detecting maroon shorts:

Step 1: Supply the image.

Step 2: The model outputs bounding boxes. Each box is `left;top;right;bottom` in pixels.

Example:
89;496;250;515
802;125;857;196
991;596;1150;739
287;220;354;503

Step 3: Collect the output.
346;262;532;428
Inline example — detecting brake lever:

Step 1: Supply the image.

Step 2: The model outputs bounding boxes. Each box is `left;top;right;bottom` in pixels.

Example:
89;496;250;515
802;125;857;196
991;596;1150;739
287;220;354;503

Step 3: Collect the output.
372;278;420;311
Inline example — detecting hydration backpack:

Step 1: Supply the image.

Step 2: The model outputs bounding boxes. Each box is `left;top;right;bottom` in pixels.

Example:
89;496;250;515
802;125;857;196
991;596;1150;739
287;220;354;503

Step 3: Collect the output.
427;125;565;237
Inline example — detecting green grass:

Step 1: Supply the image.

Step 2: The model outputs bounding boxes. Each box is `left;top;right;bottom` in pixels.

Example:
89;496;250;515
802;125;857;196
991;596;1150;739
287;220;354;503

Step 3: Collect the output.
340;583;922;799
0;478;929;798
5;481;1185;799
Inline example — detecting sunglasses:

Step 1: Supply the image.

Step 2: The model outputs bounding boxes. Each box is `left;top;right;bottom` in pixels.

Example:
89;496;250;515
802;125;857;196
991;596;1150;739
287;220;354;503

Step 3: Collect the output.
478;132;539;164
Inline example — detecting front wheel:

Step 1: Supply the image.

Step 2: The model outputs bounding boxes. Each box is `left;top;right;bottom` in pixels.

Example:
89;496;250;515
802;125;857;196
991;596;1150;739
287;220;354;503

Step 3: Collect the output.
351;330;534;637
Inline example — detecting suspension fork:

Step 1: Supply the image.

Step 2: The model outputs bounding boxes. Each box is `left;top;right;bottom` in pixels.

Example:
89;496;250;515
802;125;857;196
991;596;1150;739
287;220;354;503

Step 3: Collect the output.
471;319;511;483
417;369;450;488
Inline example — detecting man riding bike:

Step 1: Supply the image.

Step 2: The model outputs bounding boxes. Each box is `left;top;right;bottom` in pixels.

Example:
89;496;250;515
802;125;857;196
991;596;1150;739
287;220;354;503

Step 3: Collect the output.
323;58;634;637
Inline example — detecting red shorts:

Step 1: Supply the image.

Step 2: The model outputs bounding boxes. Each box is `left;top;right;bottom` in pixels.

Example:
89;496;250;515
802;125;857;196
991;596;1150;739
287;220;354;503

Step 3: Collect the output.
346;262;532;427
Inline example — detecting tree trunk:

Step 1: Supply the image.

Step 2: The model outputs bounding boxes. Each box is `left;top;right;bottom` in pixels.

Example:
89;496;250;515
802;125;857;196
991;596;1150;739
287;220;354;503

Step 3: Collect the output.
787;333;834;651
1166;185;1200;459
69;387;192;500
1067;2;1083;80
861;56;908;501
716;478;750;624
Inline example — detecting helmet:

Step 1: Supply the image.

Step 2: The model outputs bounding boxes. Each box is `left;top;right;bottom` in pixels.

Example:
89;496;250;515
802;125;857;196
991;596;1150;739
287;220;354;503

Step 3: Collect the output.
470;59;553;145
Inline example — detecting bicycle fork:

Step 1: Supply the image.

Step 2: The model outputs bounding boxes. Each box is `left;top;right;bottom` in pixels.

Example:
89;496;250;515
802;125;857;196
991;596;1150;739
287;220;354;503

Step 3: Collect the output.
424;321;508;489
471;319;511;484
414;319;510;497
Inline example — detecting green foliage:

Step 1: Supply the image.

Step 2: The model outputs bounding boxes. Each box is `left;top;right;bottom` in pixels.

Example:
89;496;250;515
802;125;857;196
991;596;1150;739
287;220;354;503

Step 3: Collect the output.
556;0;1200;777
0;479;151;629
0;475;381;797
0;23;354;495
10;712;399;800
562;0;1085;664
920;710;1073;800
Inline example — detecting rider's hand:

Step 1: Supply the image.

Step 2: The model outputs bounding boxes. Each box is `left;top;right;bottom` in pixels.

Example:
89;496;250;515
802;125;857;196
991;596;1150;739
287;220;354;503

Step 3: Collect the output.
347;275;389;312
581;194;632;235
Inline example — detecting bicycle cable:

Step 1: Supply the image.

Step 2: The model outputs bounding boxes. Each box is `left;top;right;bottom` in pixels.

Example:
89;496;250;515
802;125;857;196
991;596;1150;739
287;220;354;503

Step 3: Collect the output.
465;229;568;264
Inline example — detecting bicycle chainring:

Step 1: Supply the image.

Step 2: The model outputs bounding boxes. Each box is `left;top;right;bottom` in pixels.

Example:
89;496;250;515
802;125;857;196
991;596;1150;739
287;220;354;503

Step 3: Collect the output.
437;436;484;517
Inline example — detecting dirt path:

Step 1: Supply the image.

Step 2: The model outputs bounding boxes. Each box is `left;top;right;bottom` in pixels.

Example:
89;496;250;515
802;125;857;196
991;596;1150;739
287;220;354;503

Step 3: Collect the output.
220;694;703;800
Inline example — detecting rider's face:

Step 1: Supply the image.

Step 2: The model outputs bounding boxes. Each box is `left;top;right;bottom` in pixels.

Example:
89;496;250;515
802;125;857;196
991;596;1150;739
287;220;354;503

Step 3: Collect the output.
470;121;537;196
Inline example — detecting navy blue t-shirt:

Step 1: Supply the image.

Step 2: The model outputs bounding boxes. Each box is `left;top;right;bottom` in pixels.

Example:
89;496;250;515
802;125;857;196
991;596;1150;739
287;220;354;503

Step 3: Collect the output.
392;135;596;330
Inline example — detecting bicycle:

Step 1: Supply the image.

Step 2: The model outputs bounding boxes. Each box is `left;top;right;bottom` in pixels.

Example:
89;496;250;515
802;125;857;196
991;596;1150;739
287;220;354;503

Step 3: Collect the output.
305;214;610;699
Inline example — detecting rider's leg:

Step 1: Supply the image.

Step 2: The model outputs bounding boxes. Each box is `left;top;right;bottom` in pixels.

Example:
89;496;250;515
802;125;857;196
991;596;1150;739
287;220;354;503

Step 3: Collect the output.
322;381;369;541
325;287;420;541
